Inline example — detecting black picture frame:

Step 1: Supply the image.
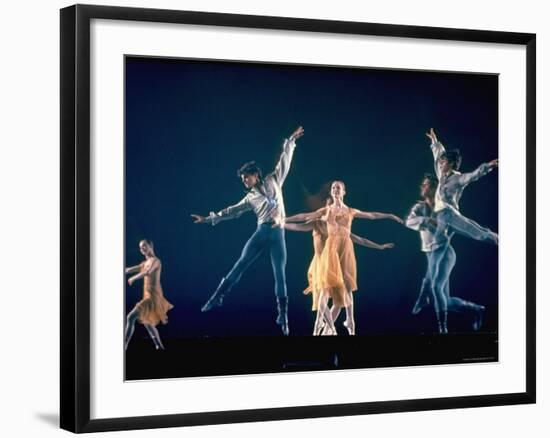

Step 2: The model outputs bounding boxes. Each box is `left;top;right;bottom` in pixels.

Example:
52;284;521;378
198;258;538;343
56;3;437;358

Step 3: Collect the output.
60;4;536;433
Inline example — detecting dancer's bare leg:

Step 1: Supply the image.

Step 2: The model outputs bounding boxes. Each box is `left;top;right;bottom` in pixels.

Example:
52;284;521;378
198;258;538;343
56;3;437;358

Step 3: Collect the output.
313;292;327;335
144;324;165;350
124;308;139;350
331;305;342;326
343;291;355;335
314;291;336;335
321;303;337;335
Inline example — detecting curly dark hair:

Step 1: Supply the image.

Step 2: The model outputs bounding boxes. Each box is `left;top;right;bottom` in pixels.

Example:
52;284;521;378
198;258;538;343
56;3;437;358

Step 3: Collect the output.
440;148;462;170
422;172;439;189
236;161;263;180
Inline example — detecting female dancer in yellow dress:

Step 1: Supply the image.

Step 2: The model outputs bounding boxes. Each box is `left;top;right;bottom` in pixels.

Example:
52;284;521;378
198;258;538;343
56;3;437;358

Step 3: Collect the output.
124;239;174;350
284;181;403;335
282;208;394;335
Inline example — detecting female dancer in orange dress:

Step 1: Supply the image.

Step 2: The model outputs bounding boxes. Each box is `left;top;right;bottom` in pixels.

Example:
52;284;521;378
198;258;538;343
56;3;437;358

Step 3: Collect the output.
124;239;174;350
282;209;394;335
285;181;403;335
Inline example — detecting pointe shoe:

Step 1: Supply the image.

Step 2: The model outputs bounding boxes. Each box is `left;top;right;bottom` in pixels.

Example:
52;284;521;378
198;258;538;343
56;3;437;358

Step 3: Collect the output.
343;319;355;336
313;323;324;336
317;319;326;334
151;337;165;350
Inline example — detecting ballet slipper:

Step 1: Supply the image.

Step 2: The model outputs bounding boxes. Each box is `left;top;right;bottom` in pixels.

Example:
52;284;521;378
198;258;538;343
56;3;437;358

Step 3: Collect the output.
343;319;355;336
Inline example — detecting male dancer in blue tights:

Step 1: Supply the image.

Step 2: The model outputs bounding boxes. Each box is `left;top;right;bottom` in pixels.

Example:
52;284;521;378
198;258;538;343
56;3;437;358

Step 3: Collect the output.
191;126;304;336
406;173;485;334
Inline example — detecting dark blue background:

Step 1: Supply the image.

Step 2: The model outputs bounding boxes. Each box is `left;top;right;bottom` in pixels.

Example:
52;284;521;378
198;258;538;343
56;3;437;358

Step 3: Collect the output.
125;57;498;338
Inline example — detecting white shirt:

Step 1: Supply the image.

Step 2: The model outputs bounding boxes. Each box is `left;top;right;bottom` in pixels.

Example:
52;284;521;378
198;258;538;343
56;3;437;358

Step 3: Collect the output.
431;141;493;213
406;200;450;252
206;138;296;226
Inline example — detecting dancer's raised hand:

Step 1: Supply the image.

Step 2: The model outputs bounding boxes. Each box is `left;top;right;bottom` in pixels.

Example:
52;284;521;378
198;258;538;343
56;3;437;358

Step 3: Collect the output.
425;128;438;144
289;126;304;141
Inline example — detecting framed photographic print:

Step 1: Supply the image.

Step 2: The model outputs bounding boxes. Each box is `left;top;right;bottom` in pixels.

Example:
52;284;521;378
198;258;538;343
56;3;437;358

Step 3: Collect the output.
60;4;536;433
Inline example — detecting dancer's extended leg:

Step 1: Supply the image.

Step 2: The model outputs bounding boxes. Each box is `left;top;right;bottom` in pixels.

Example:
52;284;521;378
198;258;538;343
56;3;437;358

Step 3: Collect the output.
430;246;452;334
343;291;355;335
124;308;139;350
144;324;164;350
314;291;335;335
330;304;342;326
270;227;289;335
319;304;335;335
412;274;431;315
202;226;266;312
441;246;485;330
437;209;498;245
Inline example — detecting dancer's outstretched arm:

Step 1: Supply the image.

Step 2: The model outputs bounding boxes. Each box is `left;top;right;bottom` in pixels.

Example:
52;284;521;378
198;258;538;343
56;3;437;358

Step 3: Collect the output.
125;264;142;274
191;196;251;226
273;126;304;185
405;203;437;232
353;209;404;224
128;259;160;286
286;207;328;224
426;128;445;179
281;222;315;232
351;233;395;250
458;159;498;186
284;211;321;223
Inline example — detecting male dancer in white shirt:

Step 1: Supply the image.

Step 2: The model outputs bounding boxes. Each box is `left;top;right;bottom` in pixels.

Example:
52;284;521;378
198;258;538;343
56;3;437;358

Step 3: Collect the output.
191;126;304;336
426;128;499;245
406;173;485;334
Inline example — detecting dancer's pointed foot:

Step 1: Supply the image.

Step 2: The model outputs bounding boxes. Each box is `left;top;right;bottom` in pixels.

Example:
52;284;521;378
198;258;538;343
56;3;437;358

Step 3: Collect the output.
437;311;448;334
343;319;355;336
277;316;289;336
314;319;324;336
321;323;336;336
151;336;165;350
472;305;486;331
487;232;499;245
201;291;225;312
201;278;229;312
437;322;448;334
412;294;430;315
276;296;289;336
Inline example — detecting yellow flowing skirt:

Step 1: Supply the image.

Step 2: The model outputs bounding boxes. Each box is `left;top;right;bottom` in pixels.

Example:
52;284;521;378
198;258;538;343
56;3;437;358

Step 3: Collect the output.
135;286;174;326
316;234;357;308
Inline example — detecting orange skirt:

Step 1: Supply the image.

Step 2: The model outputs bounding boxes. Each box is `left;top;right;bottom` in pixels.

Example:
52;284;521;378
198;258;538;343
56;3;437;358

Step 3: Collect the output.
316;235;357;308
303;254;322;311
135;288;174;326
